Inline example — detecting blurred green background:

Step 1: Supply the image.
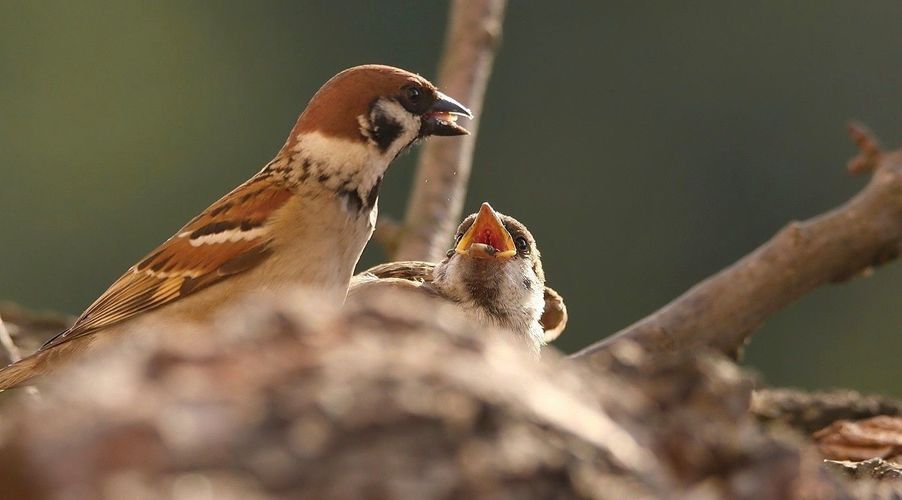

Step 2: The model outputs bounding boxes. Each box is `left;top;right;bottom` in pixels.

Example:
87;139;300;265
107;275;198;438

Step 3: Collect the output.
1;2;899;395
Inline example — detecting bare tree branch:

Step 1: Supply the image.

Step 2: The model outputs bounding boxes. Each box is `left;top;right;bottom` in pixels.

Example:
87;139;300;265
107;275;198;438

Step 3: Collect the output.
394;0;506;262
572;124;902;362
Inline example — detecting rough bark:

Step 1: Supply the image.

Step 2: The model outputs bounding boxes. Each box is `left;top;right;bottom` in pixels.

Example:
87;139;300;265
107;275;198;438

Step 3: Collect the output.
391;0;506;262
824;458;902;482
573;126;902;362
752;387;902;435
814;415;902;463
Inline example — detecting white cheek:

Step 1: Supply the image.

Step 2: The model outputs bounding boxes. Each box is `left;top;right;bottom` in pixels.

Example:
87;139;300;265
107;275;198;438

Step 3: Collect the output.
292;131;371;168
502;265;542;308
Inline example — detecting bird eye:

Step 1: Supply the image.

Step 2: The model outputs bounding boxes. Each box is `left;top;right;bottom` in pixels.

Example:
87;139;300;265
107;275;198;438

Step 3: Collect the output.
515;236;529;253
405;85;422;102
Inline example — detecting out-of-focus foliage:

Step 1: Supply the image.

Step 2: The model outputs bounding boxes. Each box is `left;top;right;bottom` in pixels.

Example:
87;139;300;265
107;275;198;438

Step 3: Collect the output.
0;1;900;395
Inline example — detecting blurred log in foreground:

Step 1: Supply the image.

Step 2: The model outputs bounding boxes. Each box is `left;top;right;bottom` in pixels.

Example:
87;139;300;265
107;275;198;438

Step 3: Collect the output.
1;288;898;499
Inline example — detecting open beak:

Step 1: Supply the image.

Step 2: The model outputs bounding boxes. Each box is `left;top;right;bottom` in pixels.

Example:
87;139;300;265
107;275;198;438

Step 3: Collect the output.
420;91;473;137
455;202;516;259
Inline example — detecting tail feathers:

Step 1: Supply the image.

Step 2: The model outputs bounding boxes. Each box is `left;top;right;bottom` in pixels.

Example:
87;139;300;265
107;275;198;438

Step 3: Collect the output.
0;350;54;391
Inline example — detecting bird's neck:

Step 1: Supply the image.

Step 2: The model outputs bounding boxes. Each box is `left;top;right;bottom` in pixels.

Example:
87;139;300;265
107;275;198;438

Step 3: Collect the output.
266;131;392;213
431;261;546;347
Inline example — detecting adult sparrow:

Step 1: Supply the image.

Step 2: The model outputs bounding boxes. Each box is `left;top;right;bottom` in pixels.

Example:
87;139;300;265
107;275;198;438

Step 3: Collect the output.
0;65;471;390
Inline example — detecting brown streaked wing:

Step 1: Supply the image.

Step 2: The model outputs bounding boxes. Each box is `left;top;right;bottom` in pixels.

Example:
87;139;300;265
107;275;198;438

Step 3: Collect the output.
361;261;436;282
41;176;293;350
349;261;438;299
347;276;438;301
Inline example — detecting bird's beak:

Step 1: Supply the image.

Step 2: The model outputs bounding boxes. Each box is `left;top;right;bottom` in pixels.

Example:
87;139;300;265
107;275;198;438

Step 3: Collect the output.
420;91;473;137
455;202;516;259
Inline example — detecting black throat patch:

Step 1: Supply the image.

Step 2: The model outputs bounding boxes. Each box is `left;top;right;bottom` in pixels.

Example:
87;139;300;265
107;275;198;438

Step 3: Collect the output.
339;175;383;214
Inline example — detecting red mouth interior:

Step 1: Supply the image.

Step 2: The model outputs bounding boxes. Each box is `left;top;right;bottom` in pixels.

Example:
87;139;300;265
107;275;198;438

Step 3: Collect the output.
473;227;503;250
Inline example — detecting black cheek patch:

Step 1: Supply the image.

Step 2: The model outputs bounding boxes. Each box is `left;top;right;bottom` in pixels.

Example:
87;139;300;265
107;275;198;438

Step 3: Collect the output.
369;110;404;153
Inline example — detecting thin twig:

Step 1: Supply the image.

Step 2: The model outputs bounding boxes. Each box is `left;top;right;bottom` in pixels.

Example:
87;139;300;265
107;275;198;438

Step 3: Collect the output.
394;0;507;262
847;122;882;175
573;125;902;362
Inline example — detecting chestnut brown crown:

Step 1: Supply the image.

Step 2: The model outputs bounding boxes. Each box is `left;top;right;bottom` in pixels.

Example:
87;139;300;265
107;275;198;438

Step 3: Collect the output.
287;64;471;149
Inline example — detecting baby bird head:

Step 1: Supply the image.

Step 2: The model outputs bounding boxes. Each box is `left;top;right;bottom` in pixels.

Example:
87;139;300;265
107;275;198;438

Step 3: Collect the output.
432;203;565;351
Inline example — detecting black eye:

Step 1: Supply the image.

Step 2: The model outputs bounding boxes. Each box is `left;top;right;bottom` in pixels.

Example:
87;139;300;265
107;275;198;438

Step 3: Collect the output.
515;236;529;253
405;85;422;102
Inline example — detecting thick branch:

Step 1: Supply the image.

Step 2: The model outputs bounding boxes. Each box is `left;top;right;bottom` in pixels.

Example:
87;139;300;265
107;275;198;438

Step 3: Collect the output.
394;0;506;262
573;126;902;361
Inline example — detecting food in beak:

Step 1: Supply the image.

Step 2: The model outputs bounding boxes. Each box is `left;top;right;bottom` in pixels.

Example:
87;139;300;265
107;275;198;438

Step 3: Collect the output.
426;112;458;123
455;203;516;259
420;91;472;136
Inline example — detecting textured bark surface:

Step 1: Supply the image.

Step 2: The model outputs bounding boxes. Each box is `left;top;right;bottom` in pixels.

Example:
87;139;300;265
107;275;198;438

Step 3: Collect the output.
0;289;898;499
814;416;902;463
824;458;902;482
752;387;902;435
573;127;902;362
392;0;507;262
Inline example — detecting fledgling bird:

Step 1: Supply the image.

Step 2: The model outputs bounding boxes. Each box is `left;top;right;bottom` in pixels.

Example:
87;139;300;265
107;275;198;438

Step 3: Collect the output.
351;203;567;353
0;64;472;390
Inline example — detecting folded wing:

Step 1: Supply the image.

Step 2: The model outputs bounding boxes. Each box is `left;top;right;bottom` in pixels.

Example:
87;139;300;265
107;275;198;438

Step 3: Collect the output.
42;176;293;349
